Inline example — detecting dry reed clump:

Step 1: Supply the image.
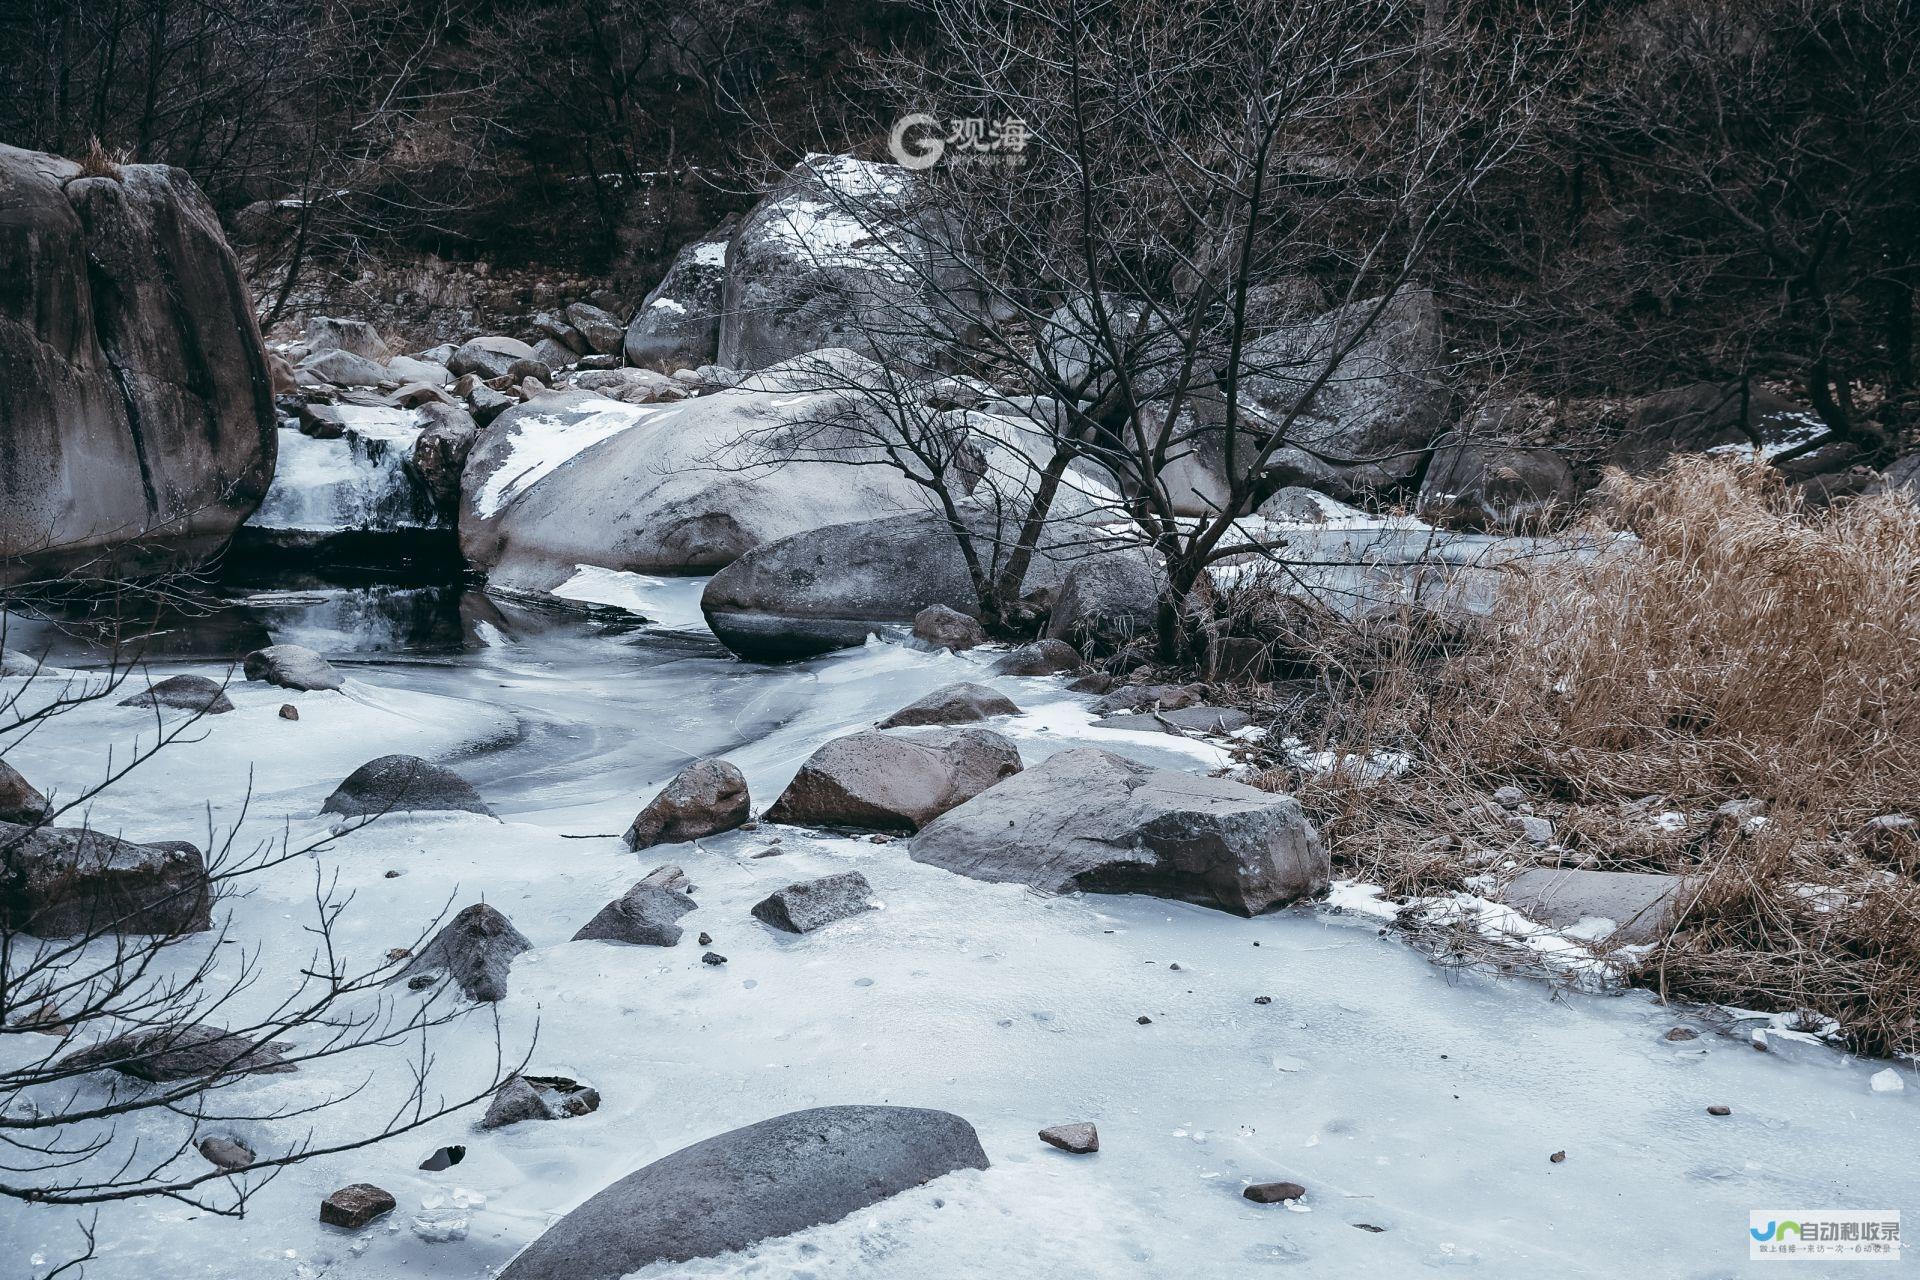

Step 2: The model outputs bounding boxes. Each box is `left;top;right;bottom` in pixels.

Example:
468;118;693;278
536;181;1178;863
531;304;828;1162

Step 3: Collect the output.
1239;457;1920;1056
77;136;124;180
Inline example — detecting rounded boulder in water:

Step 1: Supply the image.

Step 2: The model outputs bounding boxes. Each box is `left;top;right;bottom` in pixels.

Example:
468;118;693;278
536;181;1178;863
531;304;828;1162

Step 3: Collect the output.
321;754;493;818
243;644;344;692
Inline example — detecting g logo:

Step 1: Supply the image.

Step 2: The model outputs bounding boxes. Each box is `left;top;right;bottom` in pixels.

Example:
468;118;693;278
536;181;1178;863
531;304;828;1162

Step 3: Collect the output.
889;113;944;170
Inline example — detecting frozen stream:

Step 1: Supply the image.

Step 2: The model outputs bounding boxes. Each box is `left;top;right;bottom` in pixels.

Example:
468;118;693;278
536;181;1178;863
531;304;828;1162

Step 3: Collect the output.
3;577;1914;1279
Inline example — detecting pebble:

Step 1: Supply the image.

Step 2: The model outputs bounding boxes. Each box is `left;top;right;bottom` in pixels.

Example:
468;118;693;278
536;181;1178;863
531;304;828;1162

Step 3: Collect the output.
702;951;727;966
1706;1105;1731;1116
320;1183;395;1229
1244;1181;1306;1204
279;704;300;720
1549;1150;1566;1163
1253;996;1272;1005
1664;1027;1698;1042
697;932;712;946
1039;1122;1099;1154
1136;1015;1153;1025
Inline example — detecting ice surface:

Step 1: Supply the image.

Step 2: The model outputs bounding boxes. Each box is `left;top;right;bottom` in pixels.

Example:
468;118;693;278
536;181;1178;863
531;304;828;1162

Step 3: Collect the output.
5;593;1917;1280
254;419;435;533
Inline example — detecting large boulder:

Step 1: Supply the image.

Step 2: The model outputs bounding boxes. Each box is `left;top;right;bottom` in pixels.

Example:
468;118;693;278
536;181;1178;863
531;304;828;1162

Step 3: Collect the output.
1239;288;1449;499
700;498;1126;661
298;348;388;388
1418;422;1578;532
0;144;275;584
572;865;697;946
448;336;536;381
321;754;492;818
0;758;52;824
394;902;530;1002
1;822;211;935
305;316;390;362
495;1106;989;1280
1044;555;1163;653
58;1024;295;1081
911;604;987;652
243;644;344;691
910;748;1327;915
877;682;1018;729
718;155;983;371
117;673;234;715
765;728;1022;833
625;221;732;372
624;759;750;850
458;361;934;592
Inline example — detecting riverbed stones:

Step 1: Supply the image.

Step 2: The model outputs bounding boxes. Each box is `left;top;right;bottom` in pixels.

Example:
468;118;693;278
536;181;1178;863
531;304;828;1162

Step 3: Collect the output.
243;643;343;691
322;754;493;818
765;728;1022;833
912;605;987;652
321;1183;396;1229
3;822;211;935
750;871;874;934
910;748;1328;916
494;1106;989;1280
0;759;51;824
624;759;750;850
481;1074;602;1129
306;316;390;362
448;335;535;381
1497;868;1699;945
565;302;626;356
59;1023;295;1081
394;903;529;1002
876;682;1018;729
0;144;276;585
117;673;234;715
573;865;697;946
1039;1122;1099;1154
1091;706;1252;736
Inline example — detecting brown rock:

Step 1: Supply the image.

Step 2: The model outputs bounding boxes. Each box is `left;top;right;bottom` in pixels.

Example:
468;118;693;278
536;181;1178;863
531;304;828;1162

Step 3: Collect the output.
912;604;988;652
625;758;750;851
1548;1150;1566;1163
320;1183;395;1229
1707;1105;1731;1117
279;704;300;721
765;728;1022;833
1244;1181;1306;1204
1038;1122;1099;1154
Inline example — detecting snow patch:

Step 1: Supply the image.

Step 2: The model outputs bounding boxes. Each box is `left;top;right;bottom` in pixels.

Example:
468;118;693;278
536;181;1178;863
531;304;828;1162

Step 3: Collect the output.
475;398;679;518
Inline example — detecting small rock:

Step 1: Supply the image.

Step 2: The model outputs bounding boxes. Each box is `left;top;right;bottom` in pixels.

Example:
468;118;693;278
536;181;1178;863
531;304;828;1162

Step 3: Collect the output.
419;1144;466;1170
279;704;300;721
877;682;1018;729
197;1135;254;1170
697;932;712;946
1706;1105;1731;1117
1136;1015;1152;1025
702;951;727;966
1870;1067;1905;1093
1244;1181;1306;1204
1508;814;1553;845
1548;1150;1566;1163
624;758;749;850
1493;785;1526;810
1038;1122;1099;1154
323;754;493;818
573;865;696;947
392;903;529;1002
751;871;874;934
991;639;1084;676
911;604;988;652
1253;996;1272;1006
117;674;234;715
481;1075;601;1129
1664;1027;1698;1042
321;1183;396;1229
1354;1223;1386;1233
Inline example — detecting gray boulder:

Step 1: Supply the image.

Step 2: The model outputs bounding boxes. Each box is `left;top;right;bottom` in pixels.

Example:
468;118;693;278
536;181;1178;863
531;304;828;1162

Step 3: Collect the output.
481;1074;602;1129
448;336;536;381
305;316;389;362
1240;289;1449;499
718;155;984;371
495;1106;989;1280
1610;383;1824;472
1418;421;1577;532
565;302;627;357
298;348;388;388
1497;869;1700;946
910;748;1327;915
529;337;576;372
394;903;530;1002
624;759;750;850
58;1023;294;1081
0;144;275;585
118;673;233;715
0;758;51;824
992;639;1084;676
459;369;933;592
573;865;697;946
408;403;480;520
1;821;211;935
766;728;1022;833
751;871;874;933
386;354;450;386
243;643;343;691
625;223;731;372
877;682;1018;729
912;603;987;651
1045;555;1163;653
322;754;493;818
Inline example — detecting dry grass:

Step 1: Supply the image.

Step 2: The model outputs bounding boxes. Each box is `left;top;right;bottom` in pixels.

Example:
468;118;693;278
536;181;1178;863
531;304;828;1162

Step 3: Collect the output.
76;136;124;180
1235;458;1920;1056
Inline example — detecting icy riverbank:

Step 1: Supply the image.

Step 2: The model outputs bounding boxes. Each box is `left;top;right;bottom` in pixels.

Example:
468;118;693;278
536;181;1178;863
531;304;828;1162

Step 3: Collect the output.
3;584;1913;1279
